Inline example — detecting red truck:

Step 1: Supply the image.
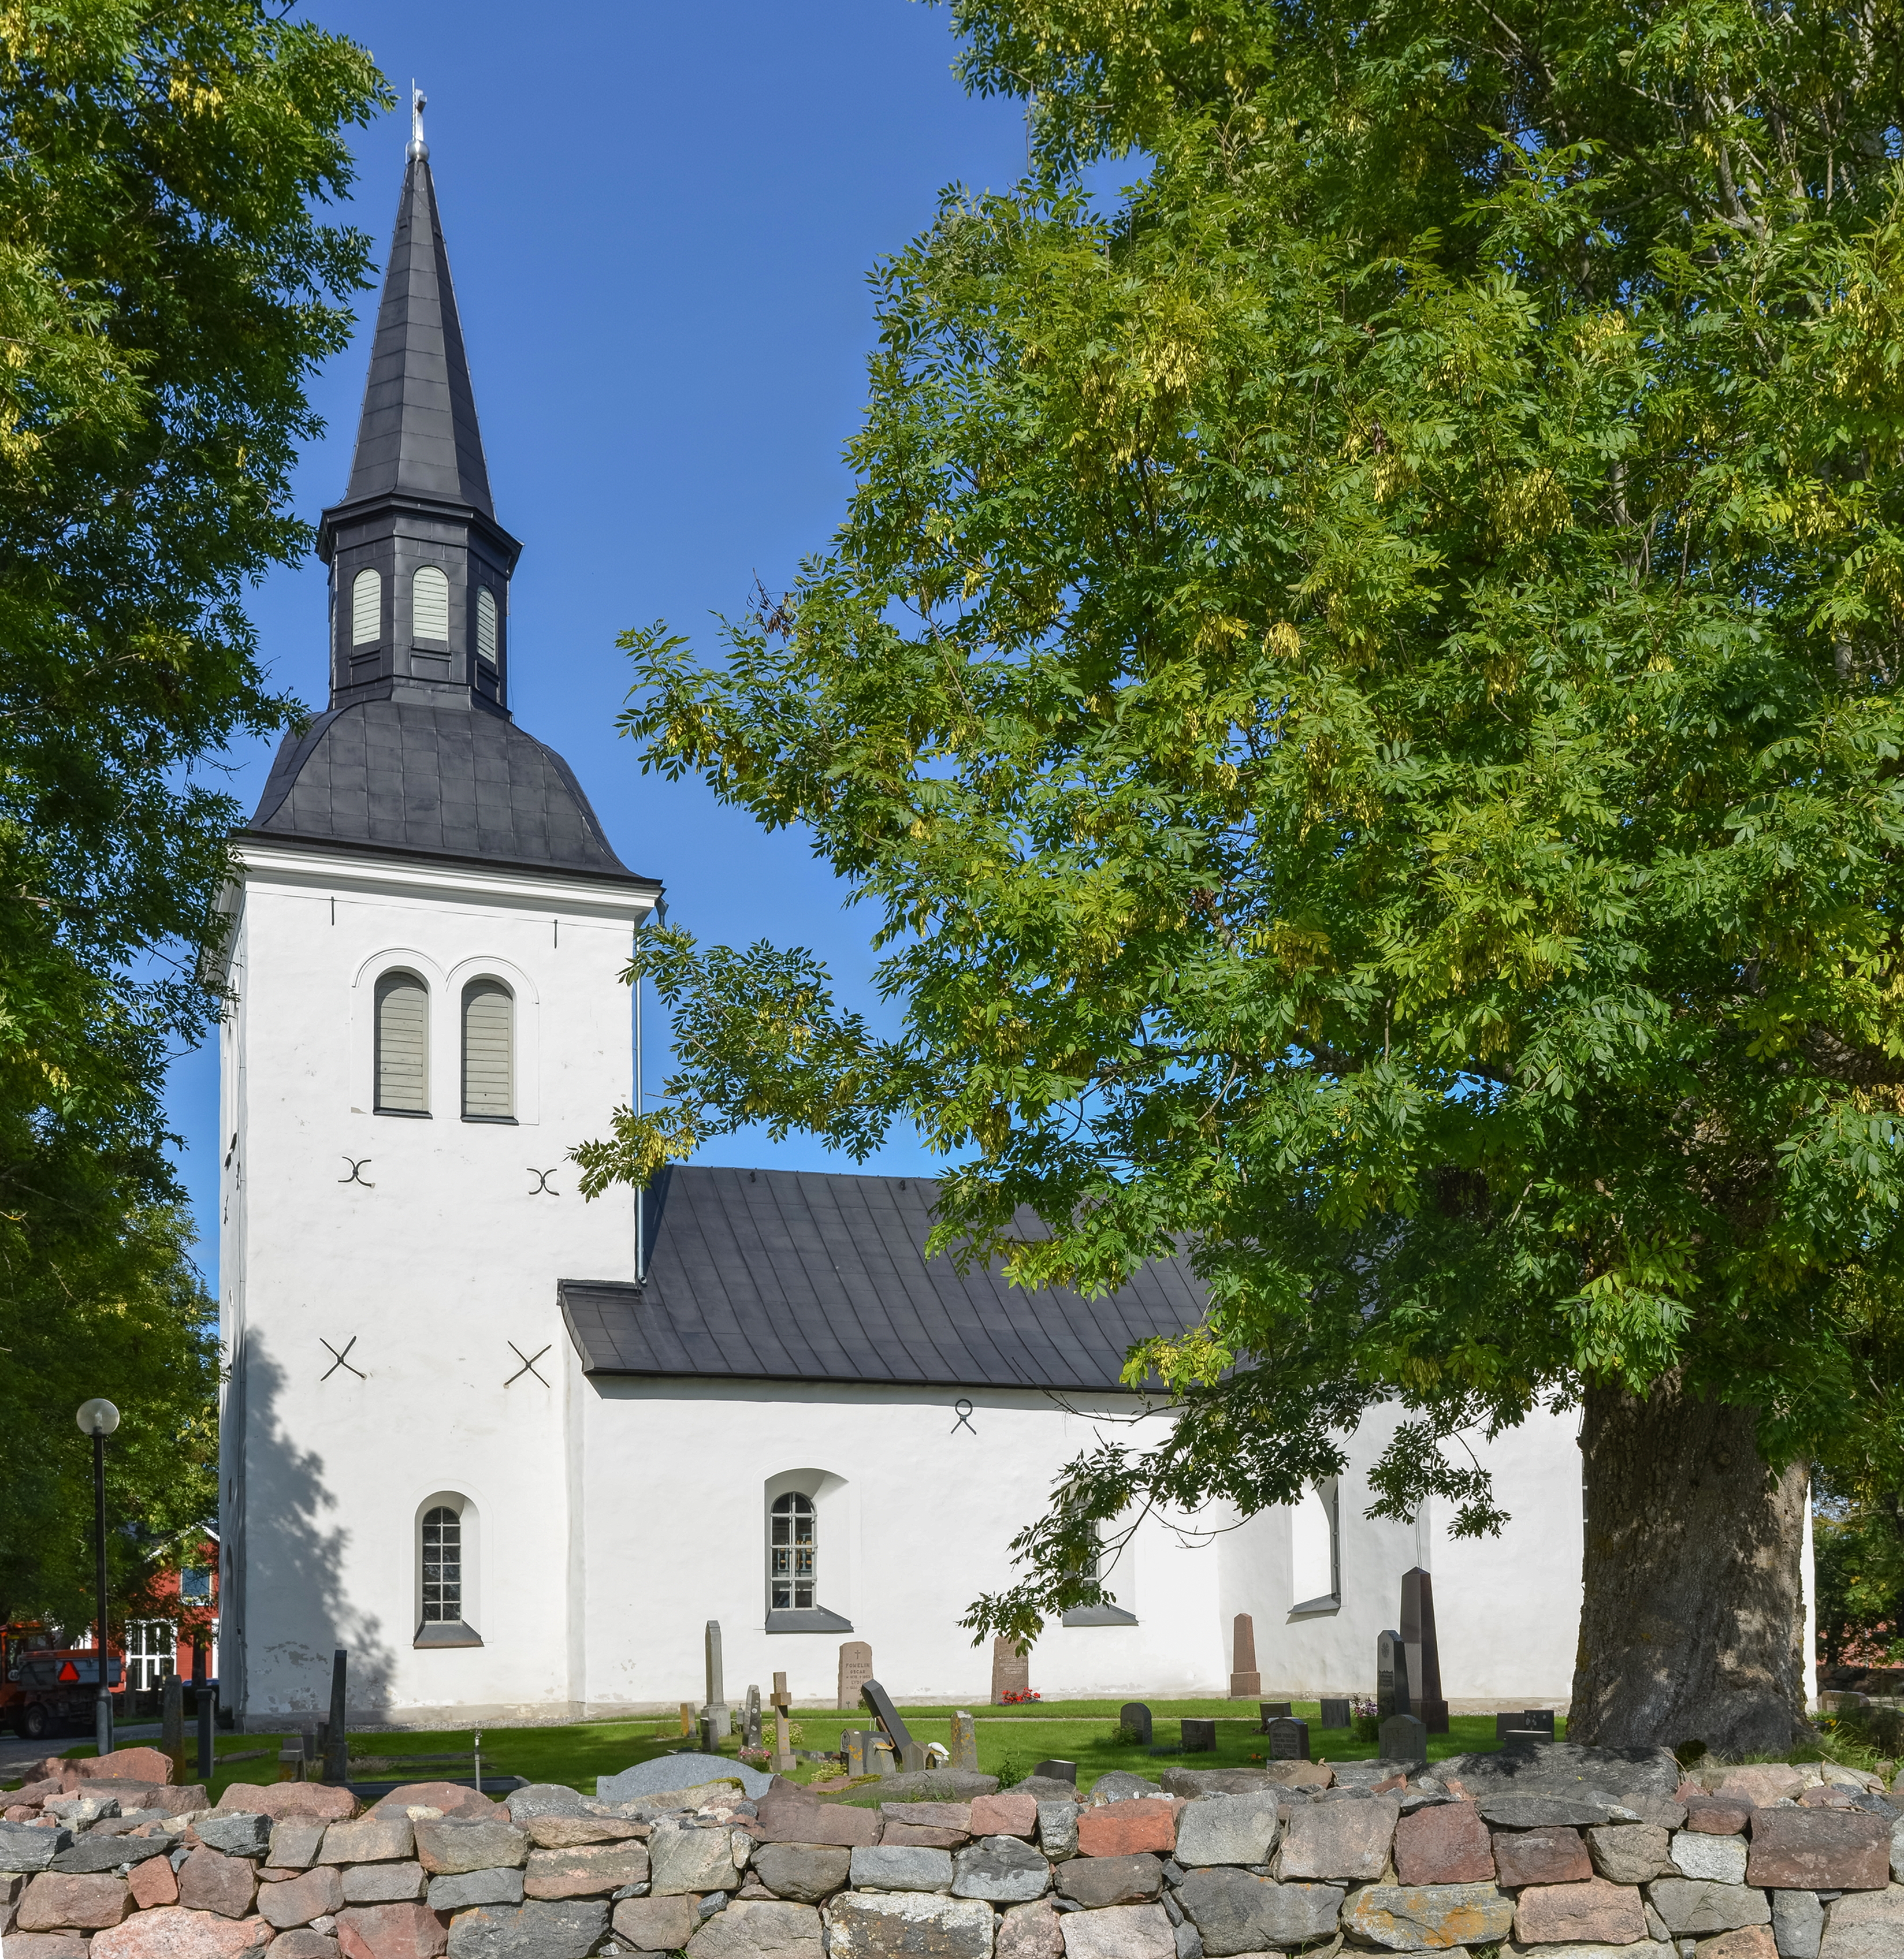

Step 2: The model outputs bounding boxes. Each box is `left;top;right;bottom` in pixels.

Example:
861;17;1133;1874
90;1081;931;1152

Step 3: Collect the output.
2;1623;123;1741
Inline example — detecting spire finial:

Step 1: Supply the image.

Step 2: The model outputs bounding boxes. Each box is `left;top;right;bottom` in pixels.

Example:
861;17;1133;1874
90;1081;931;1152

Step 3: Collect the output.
408;83;427;161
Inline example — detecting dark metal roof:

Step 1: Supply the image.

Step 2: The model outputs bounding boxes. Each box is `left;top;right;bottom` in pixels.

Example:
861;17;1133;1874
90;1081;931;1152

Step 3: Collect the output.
246;696;654;887
334;148;493;519
560;1166;1206;1392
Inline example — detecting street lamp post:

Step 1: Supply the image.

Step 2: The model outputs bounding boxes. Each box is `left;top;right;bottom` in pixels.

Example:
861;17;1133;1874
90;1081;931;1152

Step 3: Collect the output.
76;1399;120;1760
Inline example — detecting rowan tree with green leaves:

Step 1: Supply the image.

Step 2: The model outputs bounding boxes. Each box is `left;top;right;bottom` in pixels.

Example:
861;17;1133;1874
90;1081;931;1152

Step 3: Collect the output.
582;0;1904;1750
0;2;386;1623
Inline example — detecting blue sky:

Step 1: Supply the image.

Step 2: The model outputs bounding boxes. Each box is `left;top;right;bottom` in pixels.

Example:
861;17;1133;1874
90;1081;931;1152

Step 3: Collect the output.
169;0;1044;1275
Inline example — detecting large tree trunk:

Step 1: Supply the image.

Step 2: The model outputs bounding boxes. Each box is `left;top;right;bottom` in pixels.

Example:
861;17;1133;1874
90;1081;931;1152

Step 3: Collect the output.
1569;1375;1810;1755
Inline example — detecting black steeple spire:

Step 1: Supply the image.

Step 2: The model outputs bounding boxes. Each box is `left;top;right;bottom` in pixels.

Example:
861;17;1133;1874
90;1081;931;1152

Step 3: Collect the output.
317;92;520;716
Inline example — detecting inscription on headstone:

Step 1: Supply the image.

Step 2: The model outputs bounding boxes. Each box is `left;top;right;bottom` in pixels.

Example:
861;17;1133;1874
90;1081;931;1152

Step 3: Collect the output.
1378;1711;1427;1765
1180;1718;1217;1753
990;1635;1031;1705
1265;1715;1311;1761
1520;1707;1556;1738
1376;1628;1410;1720
1229;1612;1262;1699
1119;1701;1154;1745
950;1709;979;1773
836;1640;874;1711
1319;1696;1351;1729
1399;1568;1449;1734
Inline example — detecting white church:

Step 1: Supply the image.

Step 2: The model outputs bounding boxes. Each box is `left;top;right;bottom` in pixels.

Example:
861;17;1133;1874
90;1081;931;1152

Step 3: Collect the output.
212;126;1595;1733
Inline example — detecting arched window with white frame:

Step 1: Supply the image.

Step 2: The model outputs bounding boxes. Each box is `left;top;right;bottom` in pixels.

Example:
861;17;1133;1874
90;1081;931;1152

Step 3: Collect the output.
769;1492;814;1609
461;978;514;1120
415;1494;482;1647
764;1476;854;1633
374;971;429;1115
351;567;382;645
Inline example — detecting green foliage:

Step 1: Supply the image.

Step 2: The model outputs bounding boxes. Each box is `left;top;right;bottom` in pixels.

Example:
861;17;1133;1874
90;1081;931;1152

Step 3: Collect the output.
594;0;1904;1645
0;3;386;1617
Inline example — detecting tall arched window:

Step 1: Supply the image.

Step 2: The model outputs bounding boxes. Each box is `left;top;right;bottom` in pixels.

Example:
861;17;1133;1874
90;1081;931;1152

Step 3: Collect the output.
769;1493;815;1610
461;979;514;1120
1291;1477;1341;1613
412;564;449;640
351;568;382;645
475;586;499;666
421;1506;461;1623
374;971;429;1114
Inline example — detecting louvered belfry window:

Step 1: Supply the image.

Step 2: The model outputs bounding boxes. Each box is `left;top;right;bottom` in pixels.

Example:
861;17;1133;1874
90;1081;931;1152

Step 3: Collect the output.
475;586;499;665
462;979;513;1119
770;1492;816;1609
374;971;429;1113
412;563;449;640
421;1506;461;1622
351;568;381;645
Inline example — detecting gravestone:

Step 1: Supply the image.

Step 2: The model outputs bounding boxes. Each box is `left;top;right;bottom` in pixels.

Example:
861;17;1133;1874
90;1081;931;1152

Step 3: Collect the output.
771;1673;795;1773
1229;1612;1262;1699
1319;1696;1351;1729
1399;1568;1449;1734
990;1635;1031;1704
704;1621;730;1742
845;1729;872;1777
1033;1759;1077;1783
950;1710;979;1773
1265;1715;1311;1761
745;1684;763;1751
837;1640;874;1711
1180;1718;1217;1752
1378;1711;1427;1764
679;1701;694;1737
1258;1702;1292;1727
1376;1628;1410;1720
1120;1701;1154;1744
1519;1707;1556;1738
161;1675;184;1761
872;1734;898;1775
862;1678;928;1772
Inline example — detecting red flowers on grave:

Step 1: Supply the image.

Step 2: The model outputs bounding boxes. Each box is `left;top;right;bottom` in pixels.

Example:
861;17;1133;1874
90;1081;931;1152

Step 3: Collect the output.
1000;1689;1042;1703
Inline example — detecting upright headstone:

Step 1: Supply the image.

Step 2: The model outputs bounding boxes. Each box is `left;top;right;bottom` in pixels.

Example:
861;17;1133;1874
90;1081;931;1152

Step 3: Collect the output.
1229;1612;1262;1699
1033;1759;1077;1783
1399;1568;1449;1734
679;1701;695;1736
704;1620;729;1734
1120;1701;1154;1745
322;1648;347;1786
1378;1711;1427;1764
198;1639;218;1785
1520;1707;1556;1738
161;1673;184;1766
1376;1628;1410;1720
990;1636;1030;1705
950;1710;979;1772
1265;1715;1311;1761
1180;1718;1217;1752
1319;1696;1351;1729
845;1730;872;1778
1258;1702;1292;1726
745;1684;763;1750
837;1641;874;1711
771;1672;795;1773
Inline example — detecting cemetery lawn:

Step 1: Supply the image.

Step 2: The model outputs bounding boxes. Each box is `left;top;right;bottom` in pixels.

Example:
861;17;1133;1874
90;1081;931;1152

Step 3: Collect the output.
16;1704;1563;1801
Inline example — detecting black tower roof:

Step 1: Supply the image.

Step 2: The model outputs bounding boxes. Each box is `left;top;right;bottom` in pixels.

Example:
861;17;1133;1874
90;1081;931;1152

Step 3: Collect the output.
246;109;655;892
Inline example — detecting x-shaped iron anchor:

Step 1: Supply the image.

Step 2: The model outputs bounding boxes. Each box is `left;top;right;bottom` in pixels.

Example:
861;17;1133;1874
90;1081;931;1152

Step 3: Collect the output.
527;1167;559;1195
321;1335;366;1381
339;1156;374;1187
505;1341;551;1387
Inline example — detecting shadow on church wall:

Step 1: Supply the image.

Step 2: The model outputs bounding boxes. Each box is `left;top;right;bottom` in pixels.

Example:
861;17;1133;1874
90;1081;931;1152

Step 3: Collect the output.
236;1334;396;1723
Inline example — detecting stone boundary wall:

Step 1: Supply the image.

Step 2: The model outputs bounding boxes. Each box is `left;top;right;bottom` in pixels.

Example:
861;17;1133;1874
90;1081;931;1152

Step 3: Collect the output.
1;1744;1901;1959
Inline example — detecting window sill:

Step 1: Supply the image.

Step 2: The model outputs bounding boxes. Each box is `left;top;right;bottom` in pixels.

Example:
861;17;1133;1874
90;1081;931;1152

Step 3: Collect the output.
1288;1594;1341;1620
1062;1604;1139;1627
415;1621;483;1648
765;1607;854;1634
462;1113;518;1125
376;1108;432;1119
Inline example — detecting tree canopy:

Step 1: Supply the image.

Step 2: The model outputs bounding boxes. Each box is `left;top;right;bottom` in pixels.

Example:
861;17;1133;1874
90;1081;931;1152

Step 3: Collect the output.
0;1;386;1620
585;0;1904;1669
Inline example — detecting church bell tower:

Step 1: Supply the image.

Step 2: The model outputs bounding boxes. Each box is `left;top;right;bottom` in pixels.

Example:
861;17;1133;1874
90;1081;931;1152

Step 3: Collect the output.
214;98;661;1729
